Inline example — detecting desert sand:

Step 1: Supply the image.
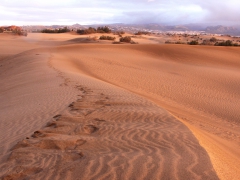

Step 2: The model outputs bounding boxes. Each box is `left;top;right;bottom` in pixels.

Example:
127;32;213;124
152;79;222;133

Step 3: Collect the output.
0;33;239;180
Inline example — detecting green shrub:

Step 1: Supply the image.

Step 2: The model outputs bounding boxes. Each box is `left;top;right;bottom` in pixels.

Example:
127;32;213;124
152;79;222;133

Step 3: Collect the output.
135;31;150;35
214;40;238;46
97;26;111;33
42;27;70;33
225;40;233;46
119;36;131;43
210;37;217;42
201;40;212;45
99;35;116;40
77;26;111;35
77;27;96;34
189;40;199;45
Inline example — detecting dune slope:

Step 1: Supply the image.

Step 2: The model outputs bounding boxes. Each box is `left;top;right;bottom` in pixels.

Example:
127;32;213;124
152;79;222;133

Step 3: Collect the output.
0;33;239;179
50;44;240;179
0;35;79;160
0;59;218;180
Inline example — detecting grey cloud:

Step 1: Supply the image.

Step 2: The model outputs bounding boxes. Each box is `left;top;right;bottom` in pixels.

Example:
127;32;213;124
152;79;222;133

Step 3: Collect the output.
197;1;240;24
0;0;239;25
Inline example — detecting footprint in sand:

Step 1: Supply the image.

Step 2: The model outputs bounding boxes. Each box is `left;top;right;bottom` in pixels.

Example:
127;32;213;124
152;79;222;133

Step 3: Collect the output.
46;121;57;128
83;125;98;134
31;131;45;138
53;114;61;120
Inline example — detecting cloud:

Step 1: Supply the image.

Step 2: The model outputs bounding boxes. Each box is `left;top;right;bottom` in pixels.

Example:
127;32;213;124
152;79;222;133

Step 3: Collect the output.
196;1;240;24
0;0;239;25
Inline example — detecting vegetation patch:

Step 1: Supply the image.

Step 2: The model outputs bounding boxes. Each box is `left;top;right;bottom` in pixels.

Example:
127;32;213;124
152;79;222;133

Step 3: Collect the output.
119;36;132;43
215;40;239;46
42;27;70;33
189;40;199;45
77;26;111;35
210;37;218;42
99;35;116;41
135;31;151;35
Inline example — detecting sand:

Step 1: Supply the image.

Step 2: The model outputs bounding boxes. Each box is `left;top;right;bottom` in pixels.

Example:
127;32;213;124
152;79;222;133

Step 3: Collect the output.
0;33;239;180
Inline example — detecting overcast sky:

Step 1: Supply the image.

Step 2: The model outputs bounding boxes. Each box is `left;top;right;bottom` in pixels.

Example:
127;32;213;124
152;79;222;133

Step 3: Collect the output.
0;0;240;26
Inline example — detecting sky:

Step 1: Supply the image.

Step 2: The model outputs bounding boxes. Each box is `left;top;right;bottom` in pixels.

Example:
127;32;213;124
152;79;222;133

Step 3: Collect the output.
0;0;240;26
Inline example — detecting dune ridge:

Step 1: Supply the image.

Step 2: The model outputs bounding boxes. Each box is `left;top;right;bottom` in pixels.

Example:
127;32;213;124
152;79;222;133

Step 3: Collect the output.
0;70;218;179
50;43;240;179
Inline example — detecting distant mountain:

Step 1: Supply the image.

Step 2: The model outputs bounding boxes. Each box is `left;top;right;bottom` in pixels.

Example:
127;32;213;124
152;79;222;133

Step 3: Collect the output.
107;23;206;32
127;24;240;35
142;24;189;31
18;23;240;36
123;24;190;31
122;24;240;34
205;25;240;35
71;23;85;28
181;23;207;31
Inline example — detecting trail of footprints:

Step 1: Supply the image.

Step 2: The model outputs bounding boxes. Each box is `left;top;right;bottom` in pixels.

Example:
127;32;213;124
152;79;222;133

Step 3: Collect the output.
1;84;219;180
1;86;110;180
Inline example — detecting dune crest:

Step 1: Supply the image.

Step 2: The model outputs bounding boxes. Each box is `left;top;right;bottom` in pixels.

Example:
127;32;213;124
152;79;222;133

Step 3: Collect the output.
50;43;240;179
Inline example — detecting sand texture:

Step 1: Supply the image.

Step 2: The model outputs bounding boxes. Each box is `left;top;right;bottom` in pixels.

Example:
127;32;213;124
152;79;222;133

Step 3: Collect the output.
0;33;239;180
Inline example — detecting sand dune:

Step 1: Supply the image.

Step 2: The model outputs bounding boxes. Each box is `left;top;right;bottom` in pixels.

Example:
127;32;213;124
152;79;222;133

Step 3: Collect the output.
0;83;219;179
0;34;79;160
51;44;240;179
0;33;239;179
